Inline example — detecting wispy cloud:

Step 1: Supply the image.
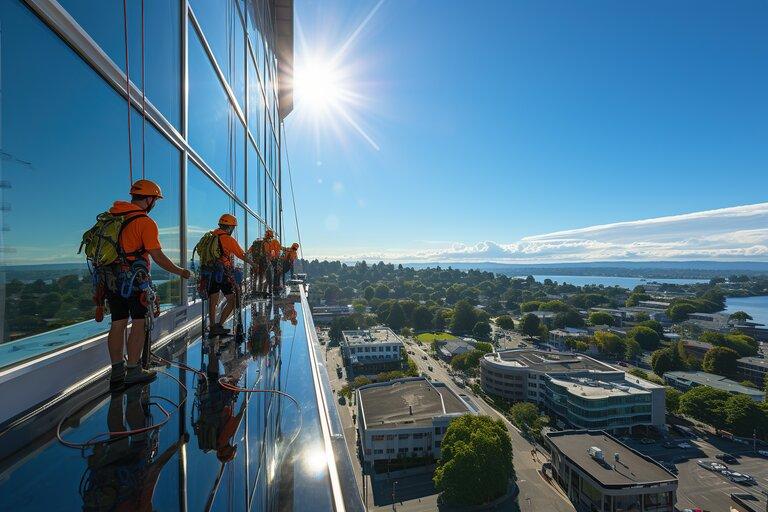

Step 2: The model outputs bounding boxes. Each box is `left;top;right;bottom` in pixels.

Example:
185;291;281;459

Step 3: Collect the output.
308;203;768;263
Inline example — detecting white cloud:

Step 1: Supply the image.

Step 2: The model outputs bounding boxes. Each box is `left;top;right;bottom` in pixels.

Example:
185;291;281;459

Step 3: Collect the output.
308;202;768;263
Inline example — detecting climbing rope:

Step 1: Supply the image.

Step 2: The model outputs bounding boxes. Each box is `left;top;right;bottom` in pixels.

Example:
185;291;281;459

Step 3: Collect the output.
140;0;147;179
280;122;304;271
122;0;133;185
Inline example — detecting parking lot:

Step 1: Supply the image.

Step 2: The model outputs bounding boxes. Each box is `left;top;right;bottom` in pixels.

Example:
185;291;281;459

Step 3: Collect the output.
622;431;768;511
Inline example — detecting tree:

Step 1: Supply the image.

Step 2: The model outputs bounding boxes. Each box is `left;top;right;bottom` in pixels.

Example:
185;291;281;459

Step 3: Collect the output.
509;402;549;441
702;347;740;378
668;303;696;322
474;342;493;354
495;315;515;330
665;387;682;415
323;284;342;304
434;415;513;506
588;311;615;326
451;300;477;335
329;316;357;343
363;286;375;301
729;311;753;323
519;301;542;313
678;385;731;426
593;331;625;358
638;319;664;339
385;302;407;331
374;284;390;299
651;348;675;376
624;339;642;361
433;310;447;331
352;376;372;389
412;306;433;331
351;299;367;314
628;325;661;351
472;321;491;341
723;394;768;437
519;313;540;337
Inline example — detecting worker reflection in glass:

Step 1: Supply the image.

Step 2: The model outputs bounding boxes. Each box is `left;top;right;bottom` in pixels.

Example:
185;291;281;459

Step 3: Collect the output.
248;229;281;297
193;338;249;464
81;384;187;512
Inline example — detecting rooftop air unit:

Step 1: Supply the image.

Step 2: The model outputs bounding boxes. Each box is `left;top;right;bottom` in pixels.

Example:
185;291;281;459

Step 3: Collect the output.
588;446;604;461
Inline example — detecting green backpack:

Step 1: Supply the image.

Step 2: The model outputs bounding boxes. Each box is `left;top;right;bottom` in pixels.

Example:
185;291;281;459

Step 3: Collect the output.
193;231;222;267
79;211;147;267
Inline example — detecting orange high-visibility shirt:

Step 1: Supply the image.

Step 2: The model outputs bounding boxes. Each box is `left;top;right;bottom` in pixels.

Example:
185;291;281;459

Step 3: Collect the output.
212;228;246;266
110;201;161;267
265;239;281;260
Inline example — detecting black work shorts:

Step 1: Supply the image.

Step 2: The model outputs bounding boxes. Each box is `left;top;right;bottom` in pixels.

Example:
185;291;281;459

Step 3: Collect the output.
208;278;234;296
106;290;148;321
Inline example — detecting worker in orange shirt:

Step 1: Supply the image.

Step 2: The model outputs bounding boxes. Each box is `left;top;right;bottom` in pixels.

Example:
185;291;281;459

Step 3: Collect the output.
265;234;282;295
100;180;191;388
277;243;300;290
249;229;280;297
197;214;256;335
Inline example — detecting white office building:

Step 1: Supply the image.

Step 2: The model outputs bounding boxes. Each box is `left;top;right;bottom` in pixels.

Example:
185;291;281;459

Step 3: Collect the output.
356;377;474;467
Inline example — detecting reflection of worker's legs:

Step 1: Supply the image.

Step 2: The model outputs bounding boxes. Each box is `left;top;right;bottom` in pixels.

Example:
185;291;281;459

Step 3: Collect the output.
219;293;236;325
208;291;220;328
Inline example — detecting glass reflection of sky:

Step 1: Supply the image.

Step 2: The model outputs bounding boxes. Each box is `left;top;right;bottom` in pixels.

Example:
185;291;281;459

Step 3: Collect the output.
0;296;339;511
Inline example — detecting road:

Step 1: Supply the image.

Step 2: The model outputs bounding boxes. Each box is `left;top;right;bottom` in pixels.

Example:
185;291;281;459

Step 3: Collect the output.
321;328;574;511
406;339;575;512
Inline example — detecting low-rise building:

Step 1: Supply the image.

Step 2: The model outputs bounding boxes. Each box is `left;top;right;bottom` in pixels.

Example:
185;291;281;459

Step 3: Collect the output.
341;328;404;376
681;339;711;361
480;349;665;434
684;312;730;332
549;328;590;351
732;322;768;342
436;339;474;361
736;356;768;388
356;377;474;468
529;311;558;328
545;430;677;512
311;304;353;324
664;370;765;401
637;300;671;310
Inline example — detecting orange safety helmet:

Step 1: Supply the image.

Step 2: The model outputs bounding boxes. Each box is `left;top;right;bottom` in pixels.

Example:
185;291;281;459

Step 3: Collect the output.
264;229;274;239
291;243;299;250
219;214;237;226
129;179;164;198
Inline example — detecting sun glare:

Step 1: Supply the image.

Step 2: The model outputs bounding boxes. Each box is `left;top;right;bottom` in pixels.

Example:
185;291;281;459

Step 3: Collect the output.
294;59;342;111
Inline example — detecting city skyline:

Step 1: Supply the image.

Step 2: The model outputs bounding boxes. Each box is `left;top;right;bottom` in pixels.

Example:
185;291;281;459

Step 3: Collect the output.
285;0;768;263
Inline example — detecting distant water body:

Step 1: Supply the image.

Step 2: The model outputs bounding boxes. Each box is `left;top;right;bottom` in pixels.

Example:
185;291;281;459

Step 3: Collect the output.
522;274;768;326
519;275;708;289
724;295;768;326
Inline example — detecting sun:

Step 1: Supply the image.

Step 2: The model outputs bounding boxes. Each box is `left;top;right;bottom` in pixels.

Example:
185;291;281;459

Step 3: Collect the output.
294;58;343;112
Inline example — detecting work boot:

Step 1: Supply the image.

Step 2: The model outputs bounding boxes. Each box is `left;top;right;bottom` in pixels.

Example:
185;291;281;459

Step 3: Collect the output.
109;361;126;391
124;364;157;386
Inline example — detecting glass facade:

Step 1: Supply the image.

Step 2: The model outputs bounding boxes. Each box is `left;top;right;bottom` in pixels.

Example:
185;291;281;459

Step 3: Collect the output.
0;0;282;368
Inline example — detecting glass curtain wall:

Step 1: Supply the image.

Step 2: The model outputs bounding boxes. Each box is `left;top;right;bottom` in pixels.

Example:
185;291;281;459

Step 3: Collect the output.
0;0;283;369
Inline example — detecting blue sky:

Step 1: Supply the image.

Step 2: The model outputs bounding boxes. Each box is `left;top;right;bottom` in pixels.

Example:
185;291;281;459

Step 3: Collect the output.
284;0;768;262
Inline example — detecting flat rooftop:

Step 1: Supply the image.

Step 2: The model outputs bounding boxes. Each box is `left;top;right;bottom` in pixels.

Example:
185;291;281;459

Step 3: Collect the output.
547;430;676;487
665;371;765;399
549;374;658;399
358;378;470;430
342;327;403;346
738;356;768;369
487;349;616;374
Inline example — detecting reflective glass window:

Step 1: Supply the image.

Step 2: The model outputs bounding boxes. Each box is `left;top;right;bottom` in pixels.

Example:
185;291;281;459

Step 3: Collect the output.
247;141;264;216
58;0;181;129
247;52;264;147
0;0;178;365
188;21;238;190
187;161;235;267
189;0;245;110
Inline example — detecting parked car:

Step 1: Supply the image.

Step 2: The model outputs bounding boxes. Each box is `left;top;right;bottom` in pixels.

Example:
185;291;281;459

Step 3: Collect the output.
722;470;754;484
697;460;727;472
716;453;738;464
677;442;692;449
757;450;768;457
